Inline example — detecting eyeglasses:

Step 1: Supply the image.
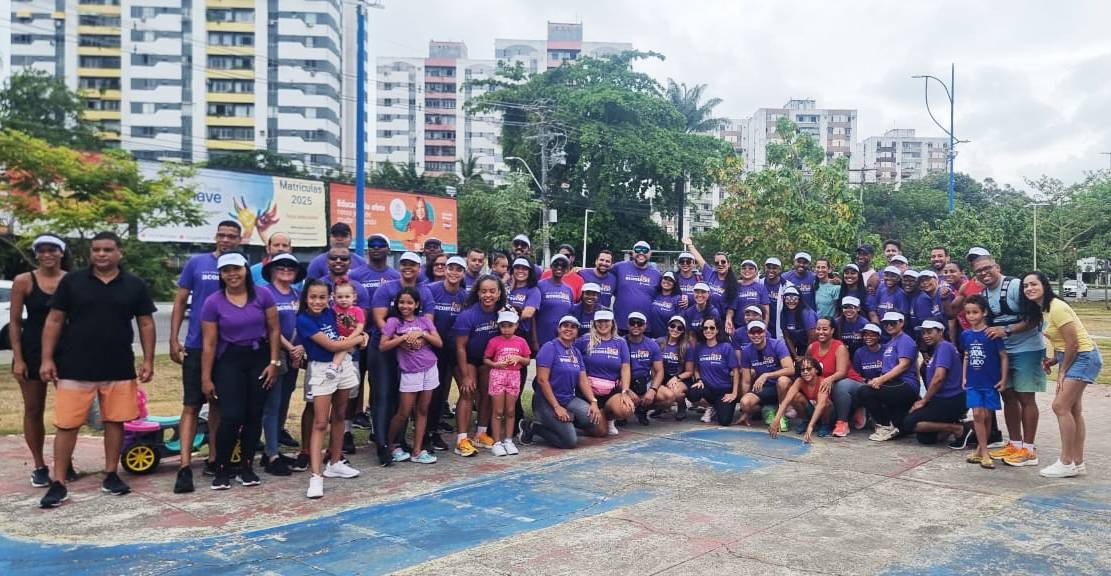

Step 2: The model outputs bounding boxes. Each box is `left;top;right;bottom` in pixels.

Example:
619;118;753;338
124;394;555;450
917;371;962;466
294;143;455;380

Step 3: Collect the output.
974;265;994;275
633;247;650;254
628;319;646;327
801;366;816;372
668;323;685;331
702;325;718;331
328;255;351;261
714;260;728;266
678;258;693;264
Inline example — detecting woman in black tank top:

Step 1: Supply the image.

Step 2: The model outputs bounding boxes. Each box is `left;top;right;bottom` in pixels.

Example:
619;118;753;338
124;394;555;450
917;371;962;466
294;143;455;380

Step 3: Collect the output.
10;234;68;487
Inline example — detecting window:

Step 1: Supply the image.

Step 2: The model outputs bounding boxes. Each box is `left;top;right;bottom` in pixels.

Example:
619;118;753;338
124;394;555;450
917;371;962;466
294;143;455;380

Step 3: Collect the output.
87;100;120;111
206;8;254;22
208;127;254;140
79;77;121;90
208;56;253;70
208;32;253;46
131;78;182;89
208;79;254;93
12;34;33;44
426;130;456;140
131;6;177;18
79;56;121;68
79;14;121;27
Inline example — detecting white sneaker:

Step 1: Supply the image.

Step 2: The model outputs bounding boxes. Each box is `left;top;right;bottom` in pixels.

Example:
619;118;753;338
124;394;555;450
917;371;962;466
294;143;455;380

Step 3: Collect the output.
323;460;360;479
306;474;324;499
700;407;715;424
502;439;519;455
607;421;620;436
1076;462;1087;476
1039;460;1079;478
491;441;508;457
870;425;899;442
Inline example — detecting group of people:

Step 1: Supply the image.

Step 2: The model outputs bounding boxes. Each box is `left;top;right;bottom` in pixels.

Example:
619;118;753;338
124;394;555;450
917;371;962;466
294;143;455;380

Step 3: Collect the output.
9;223;1102;507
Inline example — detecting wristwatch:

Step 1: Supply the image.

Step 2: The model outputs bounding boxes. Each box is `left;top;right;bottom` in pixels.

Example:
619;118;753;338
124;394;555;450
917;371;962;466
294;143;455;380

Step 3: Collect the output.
270;360;282;367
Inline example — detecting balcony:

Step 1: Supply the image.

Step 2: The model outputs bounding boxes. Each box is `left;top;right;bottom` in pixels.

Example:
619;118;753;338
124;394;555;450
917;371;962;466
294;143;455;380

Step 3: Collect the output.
206;21;254;33
207;116;254;127
207;92;255;103
78;25;121;35
83;110;121;121
208;140;255;151
78;67;121;77
207;45;254;56
78;88;121;100
207;68;254;80
206;0;255;8
77;46;121;56
78;3;120;15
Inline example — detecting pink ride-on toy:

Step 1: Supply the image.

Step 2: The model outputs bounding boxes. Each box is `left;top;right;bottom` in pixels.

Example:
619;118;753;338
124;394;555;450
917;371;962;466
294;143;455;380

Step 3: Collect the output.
120;389;237;474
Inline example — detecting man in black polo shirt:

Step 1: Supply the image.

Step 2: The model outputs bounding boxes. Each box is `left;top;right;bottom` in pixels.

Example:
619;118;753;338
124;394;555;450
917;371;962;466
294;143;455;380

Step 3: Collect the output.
39;232;157;508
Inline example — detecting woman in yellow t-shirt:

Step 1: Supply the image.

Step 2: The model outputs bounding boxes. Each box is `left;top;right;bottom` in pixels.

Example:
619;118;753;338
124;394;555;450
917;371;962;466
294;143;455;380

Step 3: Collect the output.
1020;272;1103;479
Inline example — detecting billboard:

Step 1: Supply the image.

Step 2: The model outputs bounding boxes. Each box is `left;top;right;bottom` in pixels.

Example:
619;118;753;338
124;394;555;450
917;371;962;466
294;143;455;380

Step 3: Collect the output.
138;166;328;247
329;183;458;253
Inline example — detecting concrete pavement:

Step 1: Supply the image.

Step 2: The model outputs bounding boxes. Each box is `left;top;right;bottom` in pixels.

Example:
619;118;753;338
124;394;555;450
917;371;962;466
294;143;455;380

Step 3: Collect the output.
1;381;1109;575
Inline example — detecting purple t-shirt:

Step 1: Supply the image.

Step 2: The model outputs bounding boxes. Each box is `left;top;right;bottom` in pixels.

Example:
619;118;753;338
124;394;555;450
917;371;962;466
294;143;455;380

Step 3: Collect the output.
264;284;300;341
695;341;738;390
835;314;868;356
370;280;434;344
764;278;789;335
570;302;600;336
535;339;586;405
731;281;770;313
882;332;920;392
297;308;341;363
781;307;817;349
178;253;220;349
383;316;438;373
649;293;683;337
741;337;791;377
926;340;963;399
699;264;733;309
961;328;1005;390
853;346;884;380
507;285;541;335
535;279;575;347
307;251;367;280
731;327;752;350
452;304;500;364
782;269;818;310
660;339;693;377
869;285;908;318
426;281;467;339
349;263;400;305
612;261;662;330
625;336;662;380
912;290;948;334
575;335;630;381
682;304;721;334
578;268;616;308
200;288;275;357
675;271;701;297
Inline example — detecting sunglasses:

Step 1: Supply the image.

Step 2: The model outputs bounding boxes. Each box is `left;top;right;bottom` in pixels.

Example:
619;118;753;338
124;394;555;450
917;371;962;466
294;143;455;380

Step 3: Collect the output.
668;323;685;331
881;320;899;326
678;259;693;264
801;365;816;372
513;241;529;248
328;255;351;261
702;325;718;331
367;241;388;249
715;260;728;266
628;319;646;327
842;304;858;310
748;329;765;335
633;247;650;254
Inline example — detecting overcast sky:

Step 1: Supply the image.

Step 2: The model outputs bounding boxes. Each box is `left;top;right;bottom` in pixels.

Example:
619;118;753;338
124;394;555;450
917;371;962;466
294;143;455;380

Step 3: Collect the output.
371;0;1111;189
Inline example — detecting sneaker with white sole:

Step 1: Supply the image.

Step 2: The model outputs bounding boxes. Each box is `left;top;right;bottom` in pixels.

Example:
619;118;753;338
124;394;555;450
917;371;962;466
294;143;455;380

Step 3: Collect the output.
323;460;360;479
390;448;410;463
1076;462;1087;476
1039;460;1079;478
306;474;324;499
410;450;438;464
607;421;620;436
870;425;899;442
700;407;715;424
491;441;508;457
502;439;519;455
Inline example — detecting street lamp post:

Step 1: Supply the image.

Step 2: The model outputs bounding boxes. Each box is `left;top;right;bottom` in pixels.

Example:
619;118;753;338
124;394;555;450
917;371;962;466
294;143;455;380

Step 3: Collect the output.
1101;152;1111;171
505;156;551;265
1027;201;1048;270
912;64;966;214
582;208;594;268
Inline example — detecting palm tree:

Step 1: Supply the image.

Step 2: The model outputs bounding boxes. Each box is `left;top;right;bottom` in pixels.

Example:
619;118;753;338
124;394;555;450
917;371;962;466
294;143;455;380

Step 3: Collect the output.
457;155;484;190
665;79;728;134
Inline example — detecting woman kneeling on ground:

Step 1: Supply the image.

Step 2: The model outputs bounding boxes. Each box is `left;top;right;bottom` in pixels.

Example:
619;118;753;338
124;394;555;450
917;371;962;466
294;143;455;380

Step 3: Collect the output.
518;316;605;447
688;317;740;426
657;315;694;420
901;320;967;445
624;312;671;425
807;316;866;438
575;309;635;436
768;356;830;442
856;312;920;442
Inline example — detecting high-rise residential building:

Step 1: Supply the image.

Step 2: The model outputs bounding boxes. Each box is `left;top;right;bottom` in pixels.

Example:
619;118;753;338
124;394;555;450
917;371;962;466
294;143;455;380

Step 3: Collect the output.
851;128;949;184
6;0;358;173
375;41;504;181
713;117;749;157
745;99;857;171
495;22;632;74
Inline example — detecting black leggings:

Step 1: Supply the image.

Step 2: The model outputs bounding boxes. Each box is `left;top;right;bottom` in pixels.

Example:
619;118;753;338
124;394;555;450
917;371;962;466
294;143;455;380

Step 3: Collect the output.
428;346;456;437
368;345;400;449
687;386;737;426
856;383;919;429
213;344;270;470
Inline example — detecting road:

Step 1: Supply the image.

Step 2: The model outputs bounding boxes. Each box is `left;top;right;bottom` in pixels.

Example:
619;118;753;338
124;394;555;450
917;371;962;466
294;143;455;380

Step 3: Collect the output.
0;303;179;364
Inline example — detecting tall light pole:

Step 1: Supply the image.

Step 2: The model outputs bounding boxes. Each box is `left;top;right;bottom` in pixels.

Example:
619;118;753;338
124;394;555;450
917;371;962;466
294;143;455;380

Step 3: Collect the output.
353;0;384;256
505;156;550;265
1027;201;1048;270
582;208;594;269
912;64;967;214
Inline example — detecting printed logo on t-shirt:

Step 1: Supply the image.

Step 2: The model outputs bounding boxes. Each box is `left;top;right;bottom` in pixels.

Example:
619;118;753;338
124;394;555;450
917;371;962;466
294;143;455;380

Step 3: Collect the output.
201;270;220;283
699;351;724;364
968;342;987;369
586;344;622;362
474;320;497;335
558;349;581;368
624;272;652;286
859;359;882;374
435;300;463;316
275;300;298;314
750;353;778;370
631;348;652;363
544;291;571;304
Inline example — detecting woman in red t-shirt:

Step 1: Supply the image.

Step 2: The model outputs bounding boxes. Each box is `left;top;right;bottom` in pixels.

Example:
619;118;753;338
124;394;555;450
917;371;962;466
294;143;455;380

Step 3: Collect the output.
807;317;865;438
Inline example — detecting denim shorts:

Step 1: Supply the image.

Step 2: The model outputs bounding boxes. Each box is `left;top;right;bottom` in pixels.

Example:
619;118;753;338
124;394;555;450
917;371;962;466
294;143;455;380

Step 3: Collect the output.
1057;349;1104;384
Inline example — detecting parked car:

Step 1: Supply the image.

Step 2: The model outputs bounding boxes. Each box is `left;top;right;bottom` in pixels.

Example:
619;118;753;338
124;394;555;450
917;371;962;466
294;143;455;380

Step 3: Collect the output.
0;279;13;349
1063;279;1088;298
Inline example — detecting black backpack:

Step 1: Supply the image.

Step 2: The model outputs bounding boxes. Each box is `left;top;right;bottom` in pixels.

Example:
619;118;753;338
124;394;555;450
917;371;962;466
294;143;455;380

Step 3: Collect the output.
987;276;1018;326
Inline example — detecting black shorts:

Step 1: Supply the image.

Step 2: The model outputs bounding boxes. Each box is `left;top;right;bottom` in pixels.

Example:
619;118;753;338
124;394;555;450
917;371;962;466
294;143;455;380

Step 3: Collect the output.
903;392;967;444
749;382;779;406
630;376;650;396
182;347;208;407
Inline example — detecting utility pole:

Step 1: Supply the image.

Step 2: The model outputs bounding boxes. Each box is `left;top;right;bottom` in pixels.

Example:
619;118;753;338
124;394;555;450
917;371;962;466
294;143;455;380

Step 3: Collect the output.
847;166;875;245
539;124;551;267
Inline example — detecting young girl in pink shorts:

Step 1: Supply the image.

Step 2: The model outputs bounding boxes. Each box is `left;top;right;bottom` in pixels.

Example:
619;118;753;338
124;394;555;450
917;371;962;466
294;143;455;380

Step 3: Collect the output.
483;310;531;456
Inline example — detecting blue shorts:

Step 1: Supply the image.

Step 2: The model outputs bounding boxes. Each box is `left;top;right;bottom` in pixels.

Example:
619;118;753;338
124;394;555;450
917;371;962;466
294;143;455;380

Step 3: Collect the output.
966;387;1001;411
1058;349;1104;384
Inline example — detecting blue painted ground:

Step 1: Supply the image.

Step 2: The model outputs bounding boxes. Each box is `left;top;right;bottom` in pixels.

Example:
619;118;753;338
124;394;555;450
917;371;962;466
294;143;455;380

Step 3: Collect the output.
0;429;806;576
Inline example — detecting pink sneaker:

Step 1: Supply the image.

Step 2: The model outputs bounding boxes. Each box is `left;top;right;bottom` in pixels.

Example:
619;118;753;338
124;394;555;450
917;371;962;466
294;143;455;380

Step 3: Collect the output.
832;421;850;438
851;407;867;430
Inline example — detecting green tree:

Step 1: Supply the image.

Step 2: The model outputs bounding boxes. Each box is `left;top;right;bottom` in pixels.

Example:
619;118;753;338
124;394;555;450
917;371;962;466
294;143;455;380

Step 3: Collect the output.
665;80;728;133
469;51;731;254
457;173;540;252
205;150;307;177
0;129;205;296
1026;174;1111;285
0;70;102;150
715;120;862;262
369;160;452;196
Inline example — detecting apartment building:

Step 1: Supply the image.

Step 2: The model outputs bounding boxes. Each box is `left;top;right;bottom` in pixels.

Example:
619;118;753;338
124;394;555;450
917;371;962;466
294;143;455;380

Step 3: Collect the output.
495;22;631;74
7;0;354;172
745;99;857;171
375;41;504;180
851;128;950;184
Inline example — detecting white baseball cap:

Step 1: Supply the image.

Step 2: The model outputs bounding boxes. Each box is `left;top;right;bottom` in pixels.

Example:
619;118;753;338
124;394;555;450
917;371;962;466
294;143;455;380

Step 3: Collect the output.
678;251;694;260
446;256;467;268
628;311;647;323
693;282;710;292
582;282;601;293
862;323;882;334
744;305;763;315
920;319;946;331
841;296;861;307
497;310;520;324
883;266;901;275
32;234;66;252
842;263;860;272
782;286;800;297
740;259;758;268
217;252;248;269
557;315;580;327
919;270;938;280
399;251;421;264
594;309;615;321
901;269;920;279
881;311;905;323
794;252;812;262
512;234;531;246
765;257;782;267
747;320;768;332
511;257;532;269
890;255;909;265
662;271;676;280
668;315;686;327
967;246;990;258
633;240;651;250
550;254;570;266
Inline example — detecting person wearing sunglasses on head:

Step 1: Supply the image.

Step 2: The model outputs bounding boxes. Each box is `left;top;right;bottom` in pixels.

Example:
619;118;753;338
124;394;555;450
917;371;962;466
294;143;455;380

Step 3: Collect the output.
624;312;669;425
307;222;367;280
682;237;738;312
612;241;662;334
656;315;694;420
